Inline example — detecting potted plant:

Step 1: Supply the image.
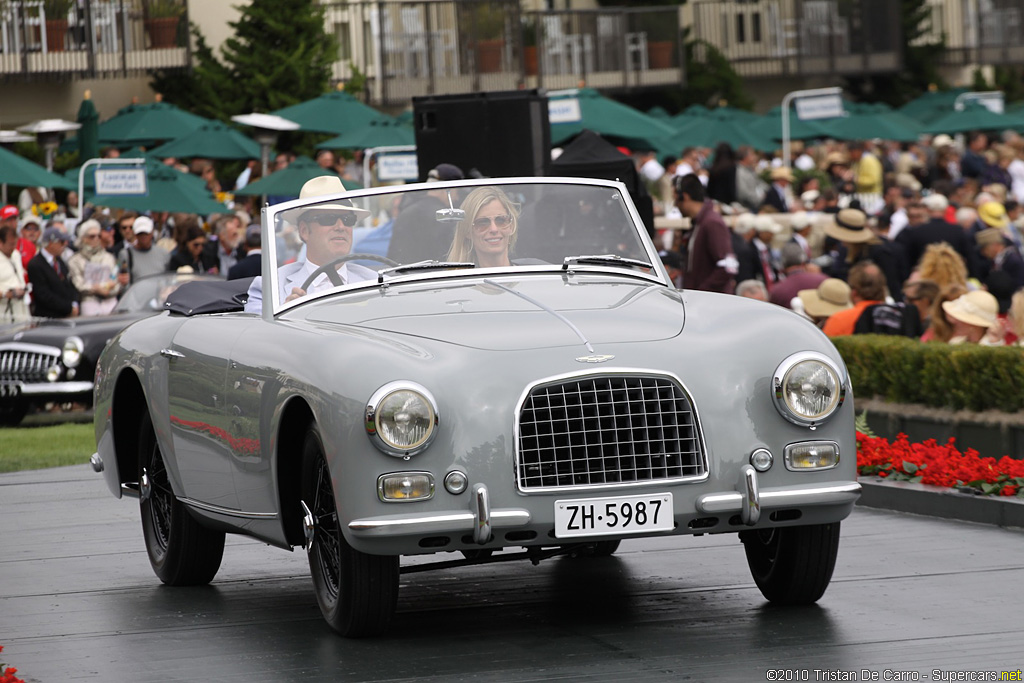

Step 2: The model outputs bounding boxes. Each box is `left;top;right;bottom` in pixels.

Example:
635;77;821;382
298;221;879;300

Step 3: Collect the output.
521;18;538;76
43;0;74;52
473;4;506;73
143;0;184;49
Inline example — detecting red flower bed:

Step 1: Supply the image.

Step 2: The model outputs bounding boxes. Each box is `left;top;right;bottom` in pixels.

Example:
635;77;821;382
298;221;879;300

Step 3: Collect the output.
0;646;26;683
857;431;1024;498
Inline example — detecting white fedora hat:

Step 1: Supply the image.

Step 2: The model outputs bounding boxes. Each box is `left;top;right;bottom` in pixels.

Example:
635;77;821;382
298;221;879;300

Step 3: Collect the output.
298;176;370;216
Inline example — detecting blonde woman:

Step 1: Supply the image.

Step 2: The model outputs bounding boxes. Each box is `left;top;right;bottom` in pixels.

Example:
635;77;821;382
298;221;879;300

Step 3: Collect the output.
447;187;519;267
916;242;968;291
921;283;968;342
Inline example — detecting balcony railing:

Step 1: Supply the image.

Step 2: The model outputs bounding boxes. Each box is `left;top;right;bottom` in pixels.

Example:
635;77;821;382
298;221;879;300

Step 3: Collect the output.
321;1;683;107
0;0;190;80
924;0;1024;67
688;0;902;79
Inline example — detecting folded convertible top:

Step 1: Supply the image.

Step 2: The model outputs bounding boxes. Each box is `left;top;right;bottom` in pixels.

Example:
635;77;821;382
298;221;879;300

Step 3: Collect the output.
164;277;254;316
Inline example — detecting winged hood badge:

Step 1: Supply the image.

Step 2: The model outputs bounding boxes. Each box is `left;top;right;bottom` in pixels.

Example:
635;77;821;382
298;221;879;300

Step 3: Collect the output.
575;354;615;364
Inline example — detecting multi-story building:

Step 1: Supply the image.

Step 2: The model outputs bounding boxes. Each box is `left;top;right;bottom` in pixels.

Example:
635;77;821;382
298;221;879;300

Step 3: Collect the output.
0;0;1017;127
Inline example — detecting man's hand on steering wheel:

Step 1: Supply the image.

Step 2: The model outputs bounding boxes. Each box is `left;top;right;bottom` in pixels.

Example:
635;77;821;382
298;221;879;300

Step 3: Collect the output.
298;253;400;292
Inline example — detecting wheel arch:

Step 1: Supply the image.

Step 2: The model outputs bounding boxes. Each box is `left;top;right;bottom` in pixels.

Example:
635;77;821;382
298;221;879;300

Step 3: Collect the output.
276;396;315;547
111;368;147;487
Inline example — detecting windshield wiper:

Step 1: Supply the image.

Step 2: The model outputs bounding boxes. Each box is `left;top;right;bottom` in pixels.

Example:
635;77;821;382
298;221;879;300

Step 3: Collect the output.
377;260;476;283
562;254;653;271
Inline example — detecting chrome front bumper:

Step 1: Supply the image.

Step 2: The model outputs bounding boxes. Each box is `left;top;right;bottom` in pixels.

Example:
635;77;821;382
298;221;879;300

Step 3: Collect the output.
348;472;862;542
0;380;93;397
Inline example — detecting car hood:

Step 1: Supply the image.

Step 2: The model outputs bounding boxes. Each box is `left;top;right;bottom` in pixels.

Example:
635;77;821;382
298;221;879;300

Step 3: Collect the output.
300;275;684;351
0;313;146;346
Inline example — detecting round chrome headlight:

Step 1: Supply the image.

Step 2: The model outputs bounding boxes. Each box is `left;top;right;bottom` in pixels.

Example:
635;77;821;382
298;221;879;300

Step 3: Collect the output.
62;336;84;368
772;352;845;427
365;381;438;457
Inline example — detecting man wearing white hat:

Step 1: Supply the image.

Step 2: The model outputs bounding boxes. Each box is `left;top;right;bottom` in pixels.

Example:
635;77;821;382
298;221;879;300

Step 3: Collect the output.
245;176;373;314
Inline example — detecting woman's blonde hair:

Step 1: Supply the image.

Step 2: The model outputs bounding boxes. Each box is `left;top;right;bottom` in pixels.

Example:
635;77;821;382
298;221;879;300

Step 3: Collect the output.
446;186;520;264
927;283;968;342
917;242;968;289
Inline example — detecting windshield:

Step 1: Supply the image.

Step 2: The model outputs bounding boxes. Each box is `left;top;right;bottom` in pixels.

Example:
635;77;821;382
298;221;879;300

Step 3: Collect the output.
116;273;211;313
263;178;661;314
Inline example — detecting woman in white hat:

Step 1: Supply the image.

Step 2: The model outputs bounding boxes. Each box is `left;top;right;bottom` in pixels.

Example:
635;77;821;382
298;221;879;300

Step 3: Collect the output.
941;290;1000;344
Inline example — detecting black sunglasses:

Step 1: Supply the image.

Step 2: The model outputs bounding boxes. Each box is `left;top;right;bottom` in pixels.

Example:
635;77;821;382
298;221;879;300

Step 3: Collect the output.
308;211;358;227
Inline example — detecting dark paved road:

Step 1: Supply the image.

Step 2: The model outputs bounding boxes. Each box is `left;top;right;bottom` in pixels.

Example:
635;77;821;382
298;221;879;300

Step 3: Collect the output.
2;465;1023;683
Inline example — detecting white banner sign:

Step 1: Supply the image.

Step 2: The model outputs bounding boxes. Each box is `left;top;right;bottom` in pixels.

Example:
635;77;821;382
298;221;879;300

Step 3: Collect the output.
795;95;845;121
549;98;583;124
95;168;148;196
376;153;419;181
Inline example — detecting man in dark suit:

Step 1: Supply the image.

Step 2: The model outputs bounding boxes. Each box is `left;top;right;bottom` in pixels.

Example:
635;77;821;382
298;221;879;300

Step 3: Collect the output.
27;227;79;318
895;192;973;272
976;227;1024;289
760;166;793;213
228;225;262;280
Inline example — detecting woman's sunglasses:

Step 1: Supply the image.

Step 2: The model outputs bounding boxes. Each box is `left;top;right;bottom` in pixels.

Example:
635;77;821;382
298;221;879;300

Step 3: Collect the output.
308;211;358;227
472;214;512;230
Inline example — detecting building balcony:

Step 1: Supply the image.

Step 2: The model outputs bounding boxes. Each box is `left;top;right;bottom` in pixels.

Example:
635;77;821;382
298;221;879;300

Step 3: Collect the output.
923;0;1024;68
322;1;684;108
687;0;902;80
0;0;190;81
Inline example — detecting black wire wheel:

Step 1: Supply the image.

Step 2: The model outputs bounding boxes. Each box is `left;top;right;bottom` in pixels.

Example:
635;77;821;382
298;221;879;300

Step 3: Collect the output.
302;423;399;637
740;522;841;605
138;410;225;585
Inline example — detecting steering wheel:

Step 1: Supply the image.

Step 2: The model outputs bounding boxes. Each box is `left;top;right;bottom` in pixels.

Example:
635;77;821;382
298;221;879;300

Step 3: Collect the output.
299;253;399;292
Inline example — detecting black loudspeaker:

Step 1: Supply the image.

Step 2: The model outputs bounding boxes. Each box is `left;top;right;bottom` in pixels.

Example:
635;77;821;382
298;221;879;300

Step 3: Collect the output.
413;90;550;181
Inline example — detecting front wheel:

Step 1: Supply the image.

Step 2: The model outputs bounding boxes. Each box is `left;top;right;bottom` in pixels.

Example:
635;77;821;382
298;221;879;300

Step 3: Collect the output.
303;424;399;637
0;401;28;427
740;522;840;605
139;411;225;585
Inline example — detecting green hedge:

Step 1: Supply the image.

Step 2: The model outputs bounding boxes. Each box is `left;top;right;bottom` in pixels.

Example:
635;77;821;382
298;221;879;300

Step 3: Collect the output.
832;335;1024;413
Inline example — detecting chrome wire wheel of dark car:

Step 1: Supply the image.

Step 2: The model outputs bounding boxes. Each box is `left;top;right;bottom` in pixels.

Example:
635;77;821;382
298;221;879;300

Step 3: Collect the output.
139;411;225;585
303;424;399;637
739;522;841;605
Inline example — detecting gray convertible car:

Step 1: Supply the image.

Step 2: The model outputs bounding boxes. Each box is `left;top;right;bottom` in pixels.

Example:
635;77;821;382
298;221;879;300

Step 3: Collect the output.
91;177;860;637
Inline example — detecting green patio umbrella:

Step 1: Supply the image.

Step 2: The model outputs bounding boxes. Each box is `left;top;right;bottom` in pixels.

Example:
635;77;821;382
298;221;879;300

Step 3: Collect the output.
821;103;921;143
751;106;832;144
271;91;389;135
921;101;1022;135
549;88;676;156
76;91;100;162
0;146;77;190
668;113;776;153
147;121;262;160
97;100;213;147
234;156;361;198
316;117;415;150
899;88;969;124
86;161;226;214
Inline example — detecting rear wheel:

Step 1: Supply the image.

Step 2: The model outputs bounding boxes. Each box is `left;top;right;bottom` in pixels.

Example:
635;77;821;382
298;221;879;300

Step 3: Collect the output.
303;424;399;637
139;411;225;585
740;522;840;605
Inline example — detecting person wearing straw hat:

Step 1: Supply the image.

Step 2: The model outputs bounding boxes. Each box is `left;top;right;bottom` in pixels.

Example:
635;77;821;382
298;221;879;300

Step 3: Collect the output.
821;261;887;337
795;278;852;327
761;166;793;213
245;176;372;314
942;290;1000;344
975;227;1024;289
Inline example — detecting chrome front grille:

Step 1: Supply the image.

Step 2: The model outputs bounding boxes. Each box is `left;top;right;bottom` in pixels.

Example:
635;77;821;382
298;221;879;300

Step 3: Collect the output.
516;374;706;492
0;344;60;383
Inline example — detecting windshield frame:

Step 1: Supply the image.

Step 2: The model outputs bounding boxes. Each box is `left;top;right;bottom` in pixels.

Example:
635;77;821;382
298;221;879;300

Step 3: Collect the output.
260;176;669;319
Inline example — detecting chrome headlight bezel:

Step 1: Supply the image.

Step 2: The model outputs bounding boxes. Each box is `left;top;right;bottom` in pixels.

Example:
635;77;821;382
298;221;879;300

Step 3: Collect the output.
62;336;84;368
365;381;439;457
771;351;846;428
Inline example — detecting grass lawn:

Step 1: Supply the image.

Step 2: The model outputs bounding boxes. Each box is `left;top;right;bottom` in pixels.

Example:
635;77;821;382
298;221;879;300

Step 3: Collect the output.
0;423;96;474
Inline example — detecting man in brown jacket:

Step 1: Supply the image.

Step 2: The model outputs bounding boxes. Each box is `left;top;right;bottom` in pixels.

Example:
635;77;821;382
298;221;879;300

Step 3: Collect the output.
675;173;737;293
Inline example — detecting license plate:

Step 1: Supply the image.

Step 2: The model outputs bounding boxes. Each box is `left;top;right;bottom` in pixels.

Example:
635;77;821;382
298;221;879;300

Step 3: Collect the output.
0;382;22;398
554;493;673;539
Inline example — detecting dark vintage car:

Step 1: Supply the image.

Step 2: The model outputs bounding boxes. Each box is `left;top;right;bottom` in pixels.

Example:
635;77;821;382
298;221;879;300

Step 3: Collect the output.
0;273;220;425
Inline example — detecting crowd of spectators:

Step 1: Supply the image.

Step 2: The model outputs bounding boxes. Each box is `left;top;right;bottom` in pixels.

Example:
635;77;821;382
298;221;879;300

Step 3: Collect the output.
644;130;1024;346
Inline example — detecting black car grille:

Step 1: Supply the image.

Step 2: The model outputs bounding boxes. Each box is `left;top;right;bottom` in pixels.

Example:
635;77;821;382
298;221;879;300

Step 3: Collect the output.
516;374;706;491
0;345;60;383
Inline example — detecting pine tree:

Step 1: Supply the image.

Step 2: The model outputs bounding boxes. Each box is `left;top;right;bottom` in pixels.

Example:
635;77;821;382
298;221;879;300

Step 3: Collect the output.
152;0;336;120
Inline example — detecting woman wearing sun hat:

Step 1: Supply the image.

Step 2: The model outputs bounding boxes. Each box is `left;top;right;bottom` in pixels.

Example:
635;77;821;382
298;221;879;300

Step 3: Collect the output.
795;278;853;327
941;289;1001;344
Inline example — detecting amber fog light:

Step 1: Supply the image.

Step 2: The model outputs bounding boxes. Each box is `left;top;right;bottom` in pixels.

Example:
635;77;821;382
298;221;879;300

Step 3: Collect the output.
444;470;468;494
378;472;434;502
784;441;840;471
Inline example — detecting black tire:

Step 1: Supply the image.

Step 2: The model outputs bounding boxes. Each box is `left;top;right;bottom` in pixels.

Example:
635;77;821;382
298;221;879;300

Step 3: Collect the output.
303;424;399;637
587;539;621;557
139;411;225;585
0;401;28;427
740;522;840;605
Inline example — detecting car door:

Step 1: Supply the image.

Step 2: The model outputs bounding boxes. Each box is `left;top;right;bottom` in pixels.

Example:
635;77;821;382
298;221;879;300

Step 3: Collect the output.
165;317;248;510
